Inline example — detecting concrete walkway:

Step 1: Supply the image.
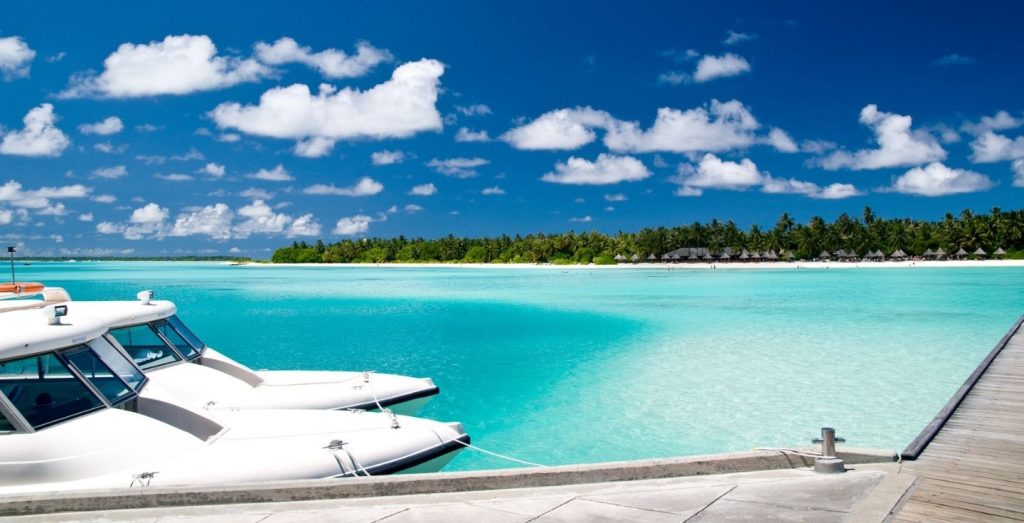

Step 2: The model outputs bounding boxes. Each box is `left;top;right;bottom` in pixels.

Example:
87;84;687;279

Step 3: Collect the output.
10;463;912;523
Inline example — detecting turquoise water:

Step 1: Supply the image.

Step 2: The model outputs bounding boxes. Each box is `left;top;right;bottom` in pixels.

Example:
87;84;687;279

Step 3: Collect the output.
15;262;1024;471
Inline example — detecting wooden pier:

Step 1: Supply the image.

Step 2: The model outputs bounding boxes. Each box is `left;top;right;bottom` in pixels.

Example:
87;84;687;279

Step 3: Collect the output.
894;315;1024;521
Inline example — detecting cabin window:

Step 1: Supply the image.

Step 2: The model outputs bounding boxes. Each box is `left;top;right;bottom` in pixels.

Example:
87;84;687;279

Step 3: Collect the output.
110;324;183;370
89;336;146;392
61;346;135;406
167;315;206;352
153;320;201;360
0;411;14;432
0;353;103;429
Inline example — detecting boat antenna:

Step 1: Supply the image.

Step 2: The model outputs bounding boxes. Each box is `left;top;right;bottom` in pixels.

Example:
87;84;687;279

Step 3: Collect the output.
7;246;15;284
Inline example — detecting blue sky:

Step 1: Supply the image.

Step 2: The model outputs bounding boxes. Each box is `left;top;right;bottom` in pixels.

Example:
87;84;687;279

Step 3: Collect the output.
1;1;1022;257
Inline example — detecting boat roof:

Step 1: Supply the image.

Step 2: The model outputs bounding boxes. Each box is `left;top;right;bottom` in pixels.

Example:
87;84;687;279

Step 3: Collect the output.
0;307;108;360
65;299;177;328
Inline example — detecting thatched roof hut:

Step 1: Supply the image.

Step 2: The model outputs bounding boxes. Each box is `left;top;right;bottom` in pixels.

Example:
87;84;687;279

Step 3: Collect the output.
994;247;1007;258
819;250;832;259
891;249;907;259
614;253;627;262
934;247;947;258
647;253;658;261
631;254;641;262
973;247;987;257
955;248;969;258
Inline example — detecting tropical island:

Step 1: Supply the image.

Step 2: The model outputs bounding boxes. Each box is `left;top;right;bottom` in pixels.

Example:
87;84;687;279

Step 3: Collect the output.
270;207;1024;264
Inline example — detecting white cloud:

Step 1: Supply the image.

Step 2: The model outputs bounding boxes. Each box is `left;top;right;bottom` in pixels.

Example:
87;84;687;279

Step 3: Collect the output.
501;107;613;150
210;59;445;155
427;157;488;178
455;104;492;116
254;38;391;79
130;203;169;223
604;193;627;202
889;162;994;196
723;30;756;45
409;183;437;196
303;177;384;196
541;154;650;185
171;148;205;161
287;213;321;237
604;100;760;153
293;136;333;157
170;203;233;239
403;204;423;213
36;203;66;216
239;187;274;200
78;213;94;222
333;214;373;235
455;127;490;142
136;123;160;133
693;53;751;82
92;194;116;204
93;141;127;154
60;34;270;98
79;116;124;135
371;150;405;165
234;200;292;237
217;133;241;143
819;105;946;170
0;36;35;80
672;154;861;199
91;165;128;179
482;186;505;195
0;104;71;157
570;215;592;222
201;162;226;178
657;71;689;85
969;131;1024;163
155;173;194;182
1013;159;1024;188
766;128;798;153
248;164;293;182
961;111;1022;136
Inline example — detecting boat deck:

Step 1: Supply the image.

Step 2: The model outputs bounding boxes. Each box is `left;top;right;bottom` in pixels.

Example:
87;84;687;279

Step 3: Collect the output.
894;315;1024;521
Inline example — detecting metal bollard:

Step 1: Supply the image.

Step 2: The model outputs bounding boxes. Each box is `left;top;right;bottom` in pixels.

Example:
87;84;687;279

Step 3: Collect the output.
811;427;846;473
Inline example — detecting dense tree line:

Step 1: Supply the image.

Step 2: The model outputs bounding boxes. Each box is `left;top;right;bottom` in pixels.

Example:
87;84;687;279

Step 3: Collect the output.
271;207;1024;264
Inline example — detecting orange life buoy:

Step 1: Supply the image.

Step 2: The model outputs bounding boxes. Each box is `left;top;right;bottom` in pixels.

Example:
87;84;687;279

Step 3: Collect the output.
0;282;45;294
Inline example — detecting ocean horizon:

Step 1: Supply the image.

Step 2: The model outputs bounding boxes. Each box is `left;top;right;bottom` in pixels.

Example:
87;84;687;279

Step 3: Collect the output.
18;261;1024;471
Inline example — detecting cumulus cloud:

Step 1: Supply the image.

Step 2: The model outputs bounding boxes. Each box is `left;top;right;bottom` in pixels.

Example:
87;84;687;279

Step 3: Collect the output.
961;110;1022;136
92;194;116;204
455;104;492;116
254;38;391;78
303;177;384;196
888;162;993;196
0;104;71;157
98;200;320;240
79;116;124;135
170;203;233;239
200;162;226;178
210;59;445;157
235;199;304;237
371;150;405;165
93;141;127;154
818;105;946;170
501;107;614;150
248;164;293;182
130;203;169;223
155;173;194;182
78;213;94;222
91;165;128;179
427;157;488;178
1014;159;1024;188
657;71;689;85
570;215;592;223
723;30;757;45
672;154;861;199
409;183;437;196
692;53;751;82
333;214;374;235
455;127;490;142
541;154;651;185
481;186;505;195
0;36;35;80
60;34;270;98
604;100;760;153
239;188;274;200
969;132;1024;163
766;128;799;153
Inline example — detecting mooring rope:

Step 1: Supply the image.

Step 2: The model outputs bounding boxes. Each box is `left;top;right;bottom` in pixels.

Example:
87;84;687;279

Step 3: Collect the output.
452;439;548;468
754;447;824;459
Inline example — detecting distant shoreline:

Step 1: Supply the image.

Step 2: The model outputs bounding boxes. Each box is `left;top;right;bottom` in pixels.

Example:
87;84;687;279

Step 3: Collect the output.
240;260;1024;270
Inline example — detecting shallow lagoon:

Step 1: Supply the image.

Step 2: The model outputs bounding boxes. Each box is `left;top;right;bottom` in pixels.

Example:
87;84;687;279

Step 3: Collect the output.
19;262;1024;471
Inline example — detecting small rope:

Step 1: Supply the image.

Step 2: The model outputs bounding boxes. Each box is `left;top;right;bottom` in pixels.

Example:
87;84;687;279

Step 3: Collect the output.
754;447;824;459
452;439;547;468
364;371;400;429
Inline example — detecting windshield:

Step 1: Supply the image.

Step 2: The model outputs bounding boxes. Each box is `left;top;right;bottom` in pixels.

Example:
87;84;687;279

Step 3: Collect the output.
153;320;202;360
167;315;205;351
0;352;104;429
91;336;146;391
110;324;183;370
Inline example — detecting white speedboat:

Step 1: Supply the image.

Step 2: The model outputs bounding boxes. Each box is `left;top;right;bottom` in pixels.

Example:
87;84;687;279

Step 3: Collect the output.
0;288;468;494
20;288;440;415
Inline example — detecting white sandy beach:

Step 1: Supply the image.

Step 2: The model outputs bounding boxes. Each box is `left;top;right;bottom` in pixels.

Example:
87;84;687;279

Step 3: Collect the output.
242;259;1024;270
